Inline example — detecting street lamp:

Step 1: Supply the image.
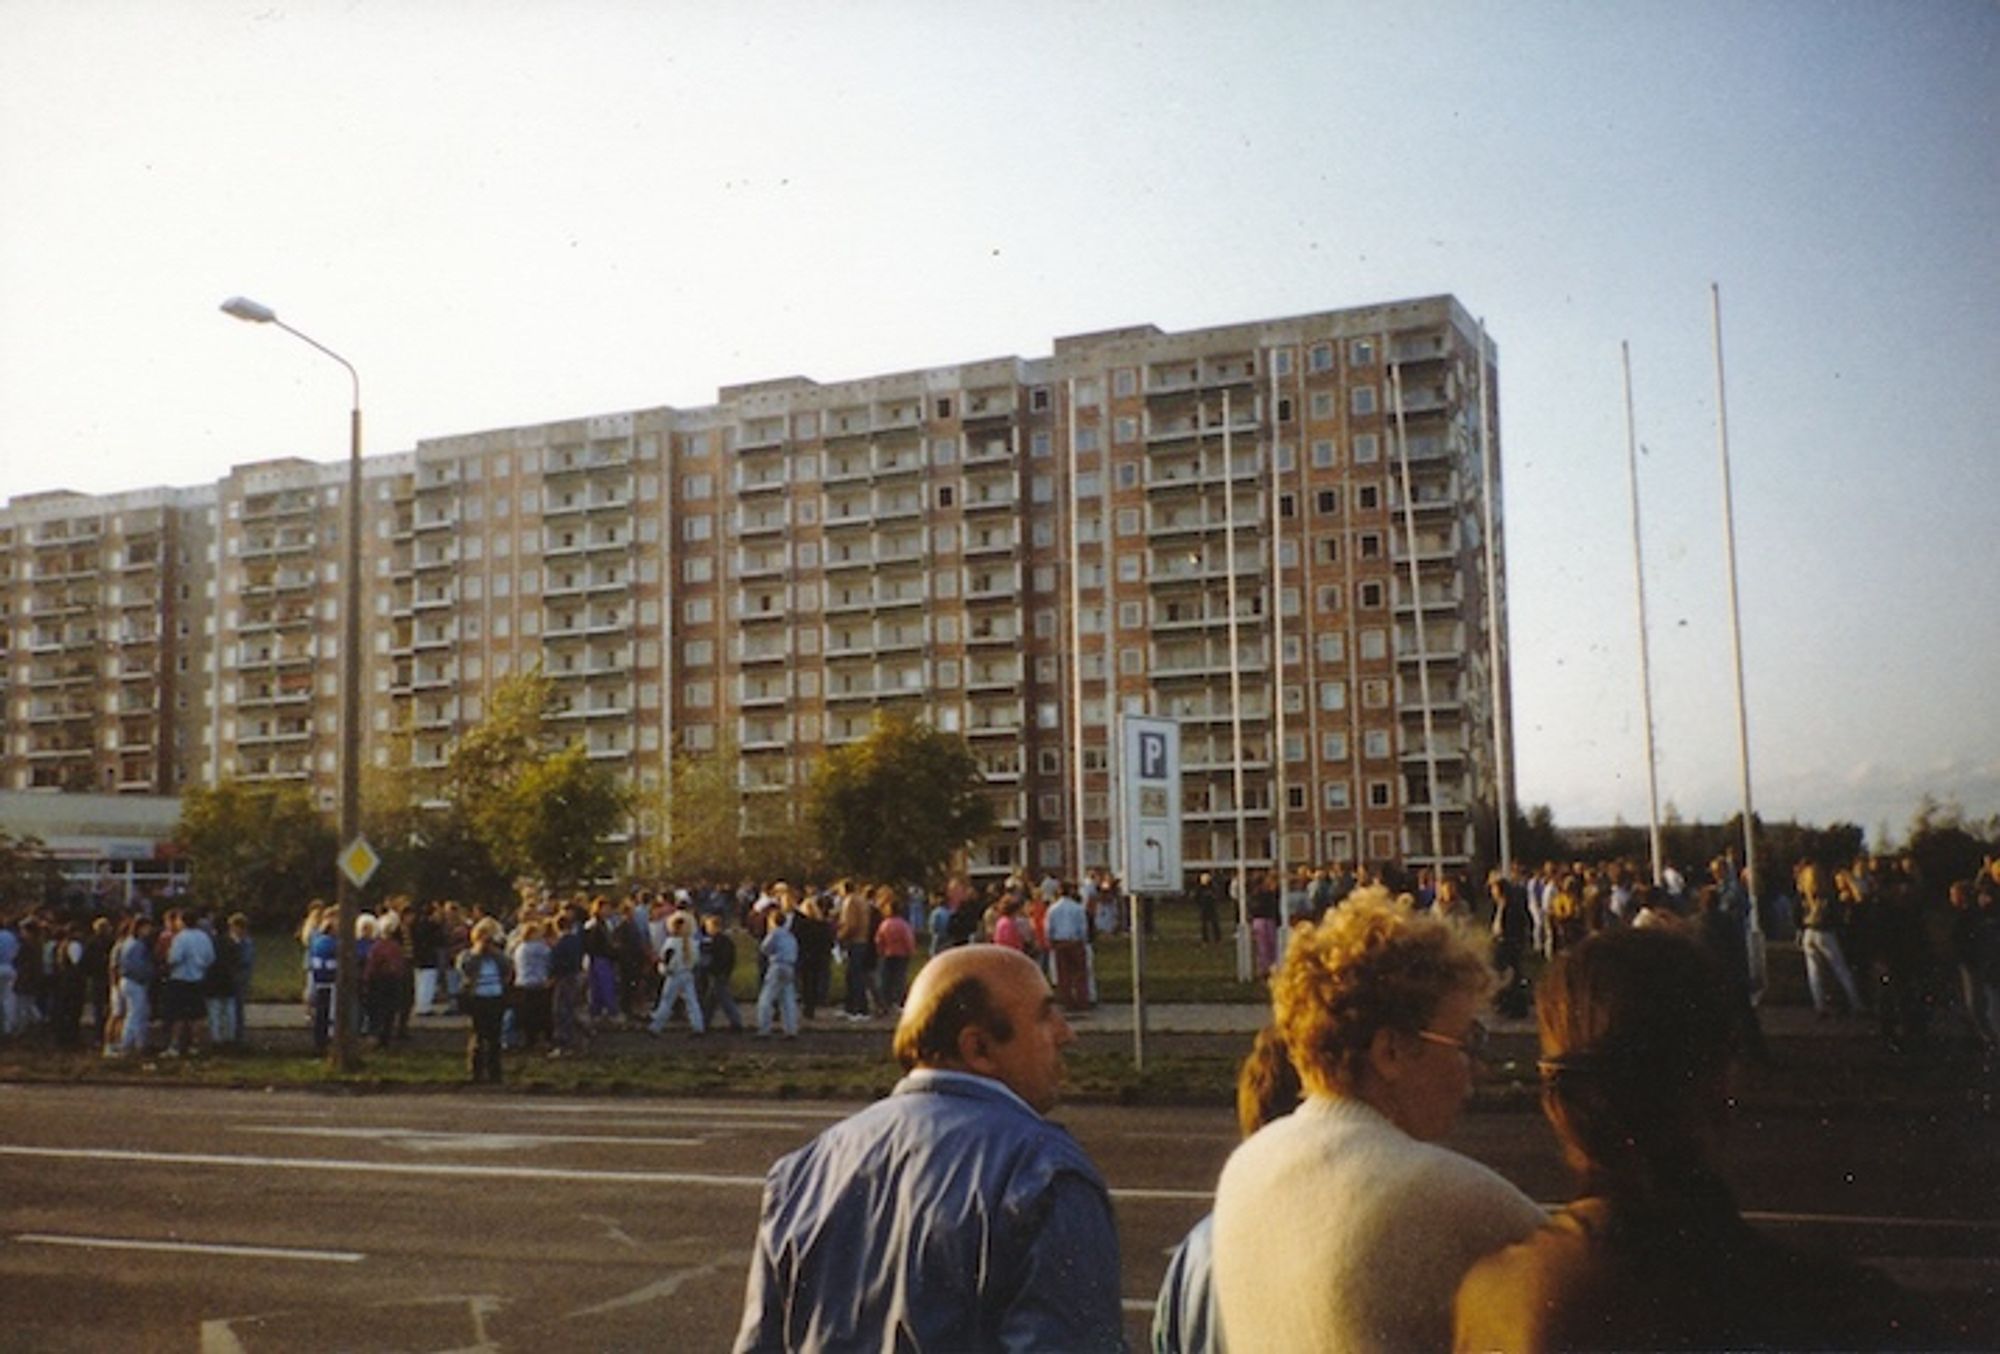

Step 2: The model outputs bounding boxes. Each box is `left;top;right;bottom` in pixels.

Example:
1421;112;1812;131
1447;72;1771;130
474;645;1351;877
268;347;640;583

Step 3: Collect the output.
220;296;365;1074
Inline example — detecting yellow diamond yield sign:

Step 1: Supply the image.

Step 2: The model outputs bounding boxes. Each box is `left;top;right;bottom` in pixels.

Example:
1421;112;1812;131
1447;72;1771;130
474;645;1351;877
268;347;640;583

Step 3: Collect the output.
338;837;381;890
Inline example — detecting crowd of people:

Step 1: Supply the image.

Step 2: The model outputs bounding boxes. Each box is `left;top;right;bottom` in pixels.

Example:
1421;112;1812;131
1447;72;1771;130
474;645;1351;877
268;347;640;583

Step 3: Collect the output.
0;904;253;1058
732;881;1949;1352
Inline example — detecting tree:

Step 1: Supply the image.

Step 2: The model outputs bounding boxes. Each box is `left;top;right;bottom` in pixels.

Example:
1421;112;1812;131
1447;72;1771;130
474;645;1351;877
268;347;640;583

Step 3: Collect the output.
646;740;749;884
1510;803;1561;866
482;741;630;892
175;779;336;926
808;713;995;888
0;832;63;909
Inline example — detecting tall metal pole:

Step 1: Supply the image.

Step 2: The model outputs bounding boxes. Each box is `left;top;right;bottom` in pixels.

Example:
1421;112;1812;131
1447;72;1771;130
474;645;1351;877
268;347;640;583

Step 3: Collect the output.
1711;284;1762;944
1620;343;1665;885
1221;392;1253;982
1391;364;1445;871
220;298;364;1073
1475;319;1513;877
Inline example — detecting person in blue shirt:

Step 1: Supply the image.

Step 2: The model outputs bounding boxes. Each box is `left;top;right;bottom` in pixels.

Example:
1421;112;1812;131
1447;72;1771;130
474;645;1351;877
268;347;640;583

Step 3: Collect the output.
735;945;1123;1353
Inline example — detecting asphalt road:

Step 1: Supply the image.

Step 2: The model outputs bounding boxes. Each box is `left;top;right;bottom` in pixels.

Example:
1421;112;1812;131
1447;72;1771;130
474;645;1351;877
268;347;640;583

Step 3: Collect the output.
0;1081;1994;1351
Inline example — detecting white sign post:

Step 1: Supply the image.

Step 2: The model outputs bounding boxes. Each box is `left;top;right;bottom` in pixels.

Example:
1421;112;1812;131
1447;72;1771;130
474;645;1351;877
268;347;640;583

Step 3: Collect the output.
1120;715;1181;1069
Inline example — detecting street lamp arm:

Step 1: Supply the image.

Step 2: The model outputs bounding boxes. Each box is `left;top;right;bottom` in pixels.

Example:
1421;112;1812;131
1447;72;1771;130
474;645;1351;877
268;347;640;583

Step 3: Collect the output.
272;319;360;411
218;297;358;409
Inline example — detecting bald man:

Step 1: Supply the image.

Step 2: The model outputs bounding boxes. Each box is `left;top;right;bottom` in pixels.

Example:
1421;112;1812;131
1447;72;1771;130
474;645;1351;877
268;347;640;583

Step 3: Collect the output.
734;946;1124;1353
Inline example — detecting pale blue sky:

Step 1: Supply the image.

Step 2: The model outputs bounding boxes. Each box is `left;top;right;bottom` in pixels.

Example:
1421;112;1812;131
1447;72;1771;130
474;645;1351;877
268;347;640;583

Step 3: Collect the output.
3;0;1994;837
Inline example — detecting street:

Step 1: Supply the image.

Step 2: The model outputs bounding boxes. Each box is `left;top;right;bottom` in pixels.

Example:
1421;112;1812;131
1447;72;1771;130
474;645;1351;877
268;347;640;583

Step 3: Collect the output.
0;1079;1993;1350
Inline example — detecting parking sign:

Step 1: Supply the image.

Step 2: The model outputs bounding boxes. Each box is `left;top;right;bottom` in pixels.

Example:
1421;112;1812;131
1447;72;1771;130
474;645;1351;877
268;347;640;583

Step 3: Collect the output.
1120;715;1181;893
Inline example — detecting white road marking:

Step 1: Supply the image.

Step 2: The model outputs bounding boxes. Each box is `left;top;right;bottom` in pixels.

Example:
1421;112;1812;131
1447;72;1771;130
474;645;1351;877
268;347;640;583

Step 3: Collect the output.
237;1126;707;1151
15;1233;363;1263
565;1264;719;1318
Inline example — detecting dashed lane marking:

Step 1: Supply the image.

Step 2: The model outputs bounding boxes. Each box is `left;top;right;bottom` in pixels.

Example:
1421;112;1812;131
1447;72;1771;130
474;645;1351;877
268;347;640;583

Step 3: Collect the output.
15;1233;363;1263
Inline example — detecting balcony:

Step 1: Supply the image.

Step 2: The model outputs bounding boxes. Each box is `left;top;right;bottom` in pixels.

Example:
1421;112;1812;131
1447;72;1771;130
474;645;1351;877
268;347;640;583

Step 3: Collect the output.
876;622;926;653
738;676;791;707
240;530;315;559
964;614;1017;646
737;637;790;665
734;419;787;452
962;526;1016;558
961;481;1018;513
1144;406;1261;445
737;548;788;579
1146;500;1264;539
963;435;1013;467
1150;642;1267;678
733;508;790;537
962;390;1017;422
874;491;924;521
545;442;634;476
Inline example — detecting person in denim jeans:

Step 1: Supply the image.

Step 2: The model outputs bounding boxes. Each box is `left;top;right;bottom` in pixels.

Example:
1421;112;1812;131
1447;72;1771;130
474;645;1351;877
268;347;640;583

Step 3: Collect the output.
110;916;158;1057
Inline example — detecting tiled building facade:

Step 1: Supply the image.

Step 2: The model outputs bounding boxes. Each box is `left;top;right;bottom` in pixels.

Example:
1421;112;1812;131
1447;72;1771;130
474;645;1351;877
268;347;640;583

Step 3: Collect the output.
1;295;1512;879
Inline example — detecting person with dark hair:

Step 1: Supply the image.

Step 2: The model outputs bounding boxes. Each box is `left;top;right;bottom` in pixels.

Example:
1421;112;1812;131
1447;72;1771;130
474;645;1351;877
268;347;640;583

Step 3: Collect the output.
1454;927;1929;1351
1153;1026;1305;1353
735;945;1121;1353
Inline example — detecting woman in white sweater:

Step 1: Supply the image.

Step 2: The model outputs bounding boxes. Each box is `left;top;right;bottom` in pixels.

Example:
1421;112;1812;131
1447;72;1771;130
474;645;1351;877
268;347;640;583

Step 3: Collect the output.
1212;895;1543;1352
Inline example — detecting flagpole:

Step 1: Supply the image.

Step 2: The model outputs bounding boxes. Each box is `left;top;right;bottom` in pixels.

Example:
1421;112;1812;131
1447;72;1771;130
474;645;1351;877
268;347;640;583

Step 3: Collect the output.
1711;284;1763;948
1621;342;1665;884
1475;319;1512;877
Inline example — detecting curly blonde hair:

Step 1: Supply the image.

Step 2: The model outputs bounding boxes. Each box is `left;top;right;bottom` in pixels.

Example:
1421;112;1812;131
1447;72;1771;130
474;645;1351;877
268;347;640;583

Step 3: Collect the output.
1273;895;1493;1094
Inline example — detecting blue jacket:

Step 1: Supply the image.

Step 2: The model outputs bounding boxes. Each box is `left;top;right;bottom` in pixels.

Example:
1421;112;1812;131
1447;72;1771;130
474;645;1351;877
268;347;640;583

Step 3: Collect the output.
735;1069;1124;1352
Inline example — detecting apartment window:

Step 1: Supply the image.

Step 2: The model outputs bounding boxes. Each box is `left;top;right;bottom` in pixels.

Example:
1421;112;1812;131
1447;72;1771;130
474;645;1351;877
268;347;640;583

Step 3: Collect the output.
1114;461;1139;491
1308;343;1334;373
1037;702;1060;730
1323;731;1349;761
1358;628;1386;660
1277;397;1294;424
1311;391;1334;419
1115;508;1140;536
684;556;713;583
1362;678;1390;708
1114;417;1138;444
936;397;953;419
1350;339;1377;366
1364;729;1391;759
1037;656;1059;682
1284;734;1306;764
683;724;715;752
685;597;714;624
1078;605;1104;635
683;514;712;542
1368;780;1394;808
1039;793;1063;818
1325;780;1351;809
1113;368;1136;397
1351;386;1377;416
1316;539;1341;565
1118;601;1142;630
1117;554;1141;582
1359;581;1385;609
1031;475;1055;504
1317;632;1345;662
1359;533;1382;559
1357;484;1380;511
1316;489;1341;515
683;639;714;666
1075;380;1099;407
1279;492;1296;519
1318;680;1347;711
1031;431;1052;458
1034;609;1057;639
935;659;959;687
1120;646;1144;674
1031;387;1051;412
685;680;713;707
682;473;713;499
938;485;955;508
1353;433;1380;464
933;437;958;465
1032;565;1055;592
1032;520;1056;547
1075;427;1099;453
796;500;817;525
1273;347;1294;376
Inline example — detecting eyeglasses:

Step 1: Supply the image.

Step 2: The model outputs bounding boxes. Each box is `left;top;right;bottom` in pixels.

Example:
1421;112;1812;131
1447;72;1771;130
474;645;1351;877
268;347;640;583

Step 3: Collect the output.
1413;1020;1490;1060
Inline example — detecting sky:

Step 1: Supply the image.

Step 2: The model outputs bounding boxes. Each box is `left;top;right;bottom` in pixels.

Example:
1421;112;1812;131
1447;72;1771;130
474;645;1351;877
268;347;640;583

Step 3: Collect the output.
2;0;1995;841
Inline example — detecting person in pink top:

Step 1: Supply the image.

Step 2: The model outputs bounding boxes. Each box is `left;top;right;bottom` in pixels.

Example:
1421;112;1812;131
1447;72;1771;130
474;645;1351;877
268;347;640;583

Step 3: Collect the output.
991;898;1028;954
873;886;918;1014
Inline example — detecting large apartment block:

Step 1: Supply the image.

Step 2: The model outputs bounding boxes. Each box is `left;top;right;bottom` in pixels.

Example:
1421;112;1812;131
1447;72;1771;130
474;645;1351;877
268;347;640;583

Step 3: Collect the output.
2;295;1512;879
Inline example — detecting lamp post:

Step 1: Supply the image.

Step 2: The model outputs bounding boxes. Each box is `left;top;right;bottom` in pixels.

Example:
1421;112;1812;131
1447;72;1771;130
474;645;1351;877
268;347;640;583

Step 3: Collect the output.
220;296;364;1073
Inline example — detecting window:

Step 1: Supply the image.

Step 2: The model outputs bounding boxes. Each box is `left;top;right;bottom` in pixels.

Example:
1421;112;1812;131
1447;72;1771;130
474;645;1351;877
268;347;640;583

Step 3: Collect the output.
1032;475;1054;504
1364;728;1391;759
683;639;714;666
1032;520;1055;547
1317;632;1345;663
1351;386;1377;416
1031;387;1051;412
1113;369;1136;397
933;437;958;465
1115;462;1139;490
1325;780;1352;809
1359;581;1385;609
1368;780;1394;808
1350;339;1377;366
1037;701;1060;730
1033;565;1055;592
1312;439;1336;468
1319;680;1347;711
1275;442;1296;472
1311;391;1334;419
1117;554;1141;582
938;485;955;508
683;473;713;499
1357;484;1380;511
1120;646;1144;674
1075;427;1099;452
1322;731;1349;761
1362;678;1390;708
1032;431;1052;458
685;680;714;708
683;514;712;542
1036;749;1062;780
1353;433;1380;464
1316;539;1341;565
937;397;953;419
1359;533;1382;559
685;597;714;624
1075;380;1099;407
1118;601;1142;630
1309;343;1334;373
1316;488;1341;515
1273;347;1294;376
1115;508;1141;536
1277;397;1294;423
1279;492;1296;519
1287;783;1307;809
683;724;715;752
1284;734;1306;764
1115;417;1138;444
684;556;713;583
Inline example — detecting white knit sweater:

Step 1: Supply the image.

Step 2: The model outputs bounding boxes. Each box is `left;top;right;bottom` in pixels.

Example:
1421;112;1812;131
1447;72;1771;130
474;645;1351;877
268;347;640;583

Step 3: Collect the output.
1212;1094;1544;1353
